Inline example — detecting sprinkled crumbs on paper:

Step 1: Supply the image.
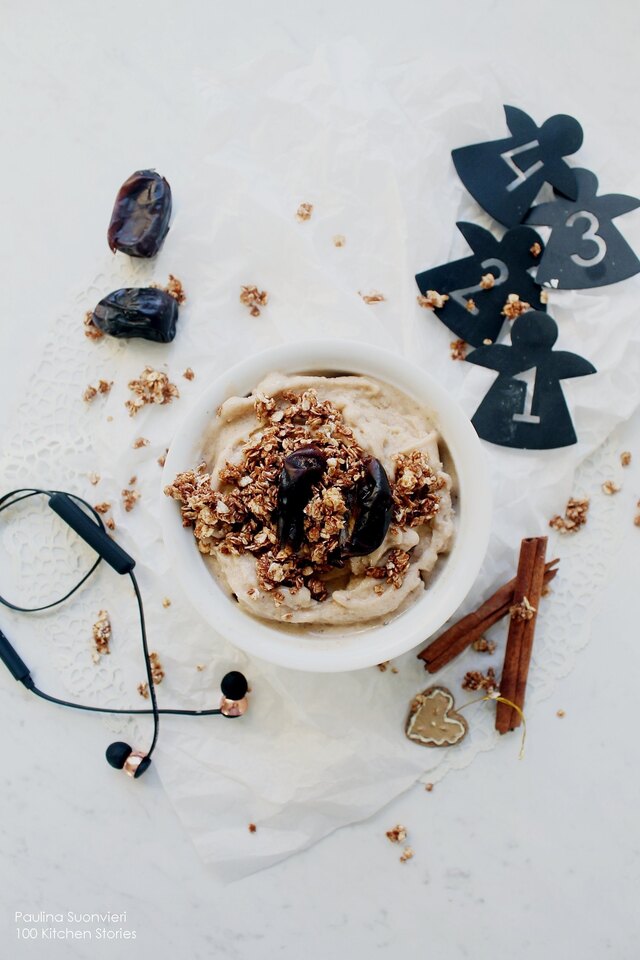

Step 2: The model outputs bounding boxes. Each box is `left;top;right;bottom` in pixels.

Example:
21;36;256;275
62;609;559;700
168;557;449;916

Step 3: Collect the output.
556;709;566;718
295;202;314;221
183;368;195;381
137;682;149;699
530;241;542;257
83;311;104;341
196;664;206;671
501;294;531;320
240;285;269;317
399;846;414;863
162;597;171;608
472;636;496;654
417;289;449;310
94;502;111;514
126;367;179;416
621;451;632;466
424;783;434;792
88;472;100;485
479;273;495;290
462;667;498;692
138;652;165;697
133;437;150;449
386;824;407;844
601;479;621;495
152;274;186;304
359;291;386;304
450;339;467;361
122;488;140;512
91;610;111;662
248;823;257;833
549;497;589;534
333;234;346;247
83;379;112;402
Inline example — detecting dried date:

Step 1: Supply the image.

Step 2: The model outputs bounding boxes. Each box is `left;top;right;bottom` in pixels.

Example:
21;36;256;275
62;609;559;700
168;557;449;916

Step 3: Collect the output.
276;446;327;550
344;458;393;557
108;170;172;258
91;287;178;343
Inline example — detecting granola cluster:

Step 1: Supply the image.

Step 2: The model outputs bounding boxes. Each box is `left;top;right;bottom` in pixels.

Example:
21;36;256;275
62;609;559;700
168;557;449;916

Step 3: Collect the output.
126;367;179;416
501;294;531;321
462;667;498;693
166;390;444;602
417;290;449;310
240;285;269;317
91;610;111;662
549;497;590;534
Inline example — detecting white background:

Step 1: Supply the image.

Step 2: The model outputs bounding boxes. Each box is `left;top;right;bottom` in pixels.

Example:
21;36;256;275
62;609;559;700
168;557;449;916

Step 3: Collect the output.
1;2;639;958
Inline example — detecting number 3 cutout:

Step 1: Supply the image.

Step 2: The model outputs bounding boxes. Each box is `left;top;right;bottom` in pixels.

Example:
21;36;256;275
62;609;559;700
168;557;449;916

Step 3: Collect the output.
565;211;607;268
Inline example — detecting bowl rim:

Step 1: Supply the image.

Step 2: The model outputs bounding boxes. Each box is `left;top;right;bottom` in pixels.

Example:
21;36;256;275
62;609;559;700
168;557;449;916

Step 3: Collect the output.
159;339;491;672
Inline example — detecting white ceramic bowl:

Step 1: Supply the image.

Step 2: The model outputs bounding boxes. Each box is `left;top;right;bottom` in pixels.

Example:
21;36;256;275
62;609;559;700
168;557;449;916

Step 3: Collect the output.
160;340;491;672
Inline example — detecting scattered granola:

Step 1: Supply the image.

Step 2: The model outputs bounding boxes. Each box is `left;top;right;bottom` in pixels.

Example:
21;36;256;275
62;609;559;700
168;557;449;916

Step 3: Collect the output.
83;311;104;341
602;479;621;495
556;709;566;718
162;274;186;304
466;298;476;312
333;234;346;247
248;823;257;833
450;338;467;361
399;846;414;863
133;437;150;449
359;291;386;304
392;451;444;528
530;241;542;257
183;367;195;381
501;294;531;321
126;367;179;416
386;824;407;843
94;502;111;514
417;290;449;310
424;783;434;792
462;667;498;692
509;596;536;621
92;610;111;662
295;202;314;221
240;285;269;317
122;488;141;512
472;636;496;654
479;273;495;290
83;379;112;403
162;597;171;608
365;549;411;588
549;497;589;534
88;472;100;486
621;451;632;467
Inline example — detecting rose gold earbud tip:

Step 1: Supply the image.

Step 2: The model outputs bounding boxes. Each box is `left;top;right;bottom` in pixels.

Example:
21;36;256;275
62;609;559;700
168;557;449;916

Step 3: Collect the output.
123;751;147;777
220;696;249;717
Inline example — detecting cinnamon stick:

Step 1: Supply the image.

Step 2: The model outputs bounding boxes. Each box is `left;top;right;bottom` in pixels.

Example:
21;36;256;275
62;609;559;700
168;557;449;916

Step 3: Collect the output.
495;537;548;734
418;558;558;673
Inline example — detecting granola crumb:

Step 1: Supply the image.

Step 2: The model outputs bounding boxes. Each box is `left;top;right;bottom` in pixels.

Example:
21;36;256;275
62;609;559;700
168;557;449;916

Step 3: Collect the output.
466;298;476;312
122;488;141;512
91;610;111;661
391;666;399;674
126;367;179;416
621;451;632;467
530;241;542;258
83;379;112;402
483;338;492;345
549;497;589;534
152;274;186;304
162;597;171;608
158;449;169;468
462;667;498;692
94;502;111;515
333;234;346;247
128;475;137;485
240;285;269;317
83;311;104;341
509;596;536;621
479;273;495;290
106;416;114;423
365;549;410;589
137;682;149;699
105;518;116;531
424;783;434;792
472;636;496;654
417;290;449;310
88;472;100;486
196;664;206;671
556;709;566;718
150;651;164;685
502;293;531;321
295;202;313;222
359;291;386;304
133;437;150;449
399;846;414;863
540;289;550;304
450;338;467;361
248;823;257;833
377;662;389;672
183;367;195;381
601;479;621;496
386;824;407;844
634;513;640;527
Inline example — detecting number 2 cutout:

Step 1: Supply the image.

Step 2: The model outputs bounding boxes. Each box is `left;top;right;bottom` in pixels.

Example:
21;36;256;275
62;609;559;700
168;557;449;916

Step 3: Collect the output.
565;210;607;267
512;366;540;424
449;258;509;315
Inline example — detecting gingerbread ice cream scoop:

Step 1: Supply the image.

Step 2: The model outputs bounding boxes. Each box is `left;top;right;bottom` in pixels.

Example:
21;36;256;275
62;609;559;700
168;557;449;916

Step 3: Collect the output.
405;686;468;747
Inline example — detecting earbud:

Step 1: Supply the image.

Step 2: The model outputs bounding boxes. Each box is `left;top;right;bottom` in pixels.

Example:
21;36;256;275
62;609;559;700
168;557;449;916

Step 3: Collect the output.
220;671;249;717
106;741;152;778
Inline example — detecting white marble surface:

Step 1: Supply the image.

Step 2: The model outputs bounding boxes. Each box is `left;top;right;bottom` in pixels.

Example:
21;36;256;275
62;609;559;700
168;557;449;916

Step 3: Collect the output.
1;2;640;957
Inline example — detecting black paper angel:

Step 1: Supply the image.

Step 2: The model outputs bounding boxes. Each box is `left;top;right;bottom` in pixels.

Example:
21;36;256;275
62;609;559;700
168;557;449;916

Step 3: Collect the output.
526;168;640;289
415;222;547;347
452;106;583;227
466;311;596;449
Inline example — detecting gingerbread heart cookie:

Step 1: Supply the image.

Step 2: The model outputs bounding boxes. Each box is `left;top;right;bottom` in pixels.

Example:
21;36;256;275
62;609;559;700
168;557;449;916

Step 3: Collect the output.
405;686;468;747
